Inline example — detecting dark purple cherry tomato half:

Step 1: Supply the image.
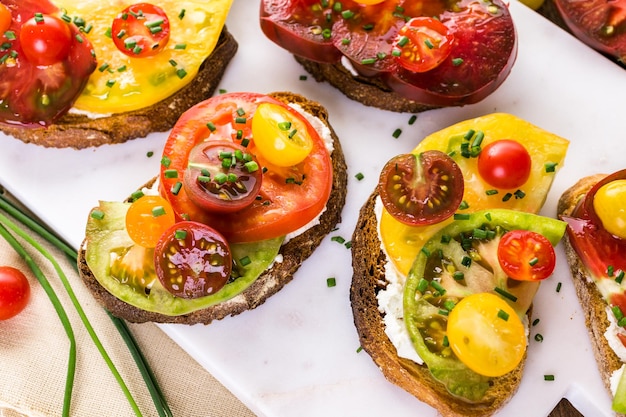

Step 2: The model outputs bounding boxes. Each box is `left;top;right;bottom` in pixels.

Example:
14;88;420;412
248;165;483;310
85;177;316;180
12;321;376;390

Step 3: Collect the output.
477;140;532;190
183;141;263;213
154;221;232;299
378;150;464;226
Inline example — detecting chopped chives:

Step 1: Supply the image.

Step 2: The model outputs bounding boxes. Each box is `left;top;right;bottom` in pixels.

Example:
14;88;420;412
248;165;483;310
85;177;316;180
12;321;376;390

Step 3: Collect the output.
544;162;558;173
164;169;178;179
417;278;428;293
174;229;187;240
544;375;555;381
151;206;166;217
392;128;402;138
327;277;337;287
408;115;417;125
556;282;562;292
331;235;346;244
130;190;144;201
454;213;470;220
494;287;518;302
497;309;509;321
171;182;182;195
431;280;446;295
160;155;171;168
535;333;544;342
90;209;105;220
355;172;364;181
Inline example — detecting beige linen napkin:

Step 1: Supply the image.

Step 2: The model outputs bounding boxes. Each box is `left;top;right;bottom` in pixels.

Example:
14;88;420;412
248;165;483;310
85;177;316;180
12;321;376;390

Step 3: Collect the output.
0;206;256;417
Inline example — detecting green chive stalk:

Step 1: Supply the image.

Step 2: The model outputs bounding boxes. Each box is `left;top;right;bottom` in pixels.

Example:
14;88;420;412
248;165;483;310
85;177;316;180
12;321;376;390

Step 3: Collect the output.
0;193;172;416
0;223;76;417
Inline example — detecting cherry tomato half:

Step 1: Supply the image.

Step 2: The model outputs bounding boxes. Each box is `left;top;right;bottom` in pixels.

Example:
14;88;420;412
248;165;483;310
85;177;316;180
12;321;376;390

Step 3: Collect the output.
0;266;30;320
183;141;263;213
111;3;170;58
394;17;454;73
593;179;626;240
251;102;314;167
497;230;556;281
447;292;526;377
0;3;11;34
125;195;176;248
477;140;532;190
19;14;72;66
154;221;232;299
378;150;464;226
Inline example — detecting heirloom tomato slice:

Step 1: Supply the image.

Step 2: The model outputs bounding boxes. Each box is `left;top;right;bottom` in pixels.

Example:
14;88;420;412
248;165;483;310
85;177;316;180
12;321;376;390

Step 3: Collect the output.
111;3;170;58
378;150;464;226
154;221;231;299
497;230;556;281
160;92;333;243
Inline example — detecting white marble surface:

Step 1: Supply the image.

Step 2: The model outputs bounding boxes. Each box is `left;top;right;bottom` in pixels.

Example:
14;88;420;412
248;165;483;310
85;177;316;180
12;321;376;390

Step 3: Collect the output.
1;1;625;416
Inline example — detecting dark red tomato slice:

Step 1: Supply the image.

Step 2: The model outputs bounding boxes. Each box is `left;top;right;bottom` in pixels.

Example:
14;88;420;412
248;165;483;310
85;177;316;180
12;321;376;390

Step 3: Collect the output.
393;17;454;73
0;3;11;34
554;0;626;62
0;266;30;320
260;0;342;63
19;15;72;66
384;0;517;106
477;140;532;190
0;0;97;126
183;140;263;213
378;150;464;226
154;221;232;299
160;92;333;243
497;230;556;281
111;3;170;58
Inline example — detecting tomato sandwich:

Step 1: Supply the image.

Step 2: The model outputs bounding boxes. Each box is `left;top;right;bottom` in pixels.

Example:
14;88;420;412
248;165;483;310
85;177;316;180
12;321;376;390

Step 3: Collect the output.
78;91;347;324
557;169;626;414
0;0;237;149
350;114;570;416
260;0;517;113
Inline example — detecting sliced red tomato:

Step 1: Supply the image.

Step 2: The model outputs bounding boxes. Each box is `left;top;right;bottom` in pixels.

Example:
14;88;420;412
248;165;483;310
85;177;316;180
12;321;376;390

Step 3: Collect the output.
19;14;72;66
497;230;556;281
183;141;263;213
554;0;626;62
0;3;11;34
0;266;30;320
160;92;333;243
0;0;97;126
260;0;516;107
477;140;532;190
377;150;464;226
393;17;454;73
111;3;170;58
154;221;232;299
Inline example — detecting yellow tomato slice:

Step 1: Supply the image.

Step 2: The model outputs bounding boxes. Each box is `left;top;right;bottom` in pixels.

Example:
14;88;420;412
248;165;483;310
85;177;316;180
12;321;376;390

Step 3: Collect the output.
380;113;569;276
125;195;175;248
447;292;526;377
594;179;626;239
251;102;314;167
54;0;233;113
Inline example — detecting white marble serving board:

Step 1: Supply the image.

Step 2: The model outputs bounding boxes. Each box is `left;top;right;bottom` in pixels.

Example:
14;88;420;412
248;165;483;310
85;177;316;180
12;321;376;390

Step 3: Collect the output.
1;1;625;416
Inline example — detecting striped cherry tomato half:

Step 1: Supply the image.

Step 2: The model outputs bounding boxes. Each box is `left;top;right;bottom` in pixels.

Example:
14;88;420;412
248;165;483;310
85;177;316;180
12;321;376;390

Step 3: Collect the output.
497;230;556;281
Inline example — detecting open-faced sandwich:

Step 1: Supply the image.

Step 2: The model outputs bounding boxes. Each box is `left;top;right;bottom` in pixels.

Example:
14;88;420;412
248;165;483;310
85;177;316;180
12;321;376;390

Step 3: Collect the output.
538;0;626;66
0;0;237;148
557;169;626;414
350;113;570;416
78;91;347;324
260;0;517;113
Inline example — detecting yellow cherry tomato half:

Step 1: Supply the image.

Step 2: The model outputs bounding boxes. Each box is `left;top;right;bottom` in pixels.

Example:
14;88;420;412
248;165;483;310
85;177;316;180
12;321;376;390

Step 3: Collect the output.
447;292;526;377
251;102;313;167
593;179;626;239
125;195;176;248
0;3;11;34
518;0;545;11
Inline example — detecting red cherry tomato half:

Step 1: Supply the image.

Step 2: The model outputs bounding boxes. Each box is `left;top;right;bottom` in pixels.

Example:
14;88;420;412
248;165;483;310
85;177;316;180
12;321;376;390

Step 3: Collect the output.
394;17;454;73
0;266;31;320
154;221;232;299
0;3;11;34
111;3;170;58
19;14;72;66
497;230;556;281
477;140;532;190
183;141;263;213
378;150;464;226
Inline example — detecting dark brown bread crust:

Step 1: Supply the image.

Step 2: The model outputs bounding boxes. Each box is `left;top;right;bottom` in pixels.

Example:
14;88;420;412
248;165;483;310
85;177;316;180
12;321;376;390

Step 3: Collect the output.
77;91;348;324
350;192;526;417
294;56;438;114
1;29;238;150
557;174;624;406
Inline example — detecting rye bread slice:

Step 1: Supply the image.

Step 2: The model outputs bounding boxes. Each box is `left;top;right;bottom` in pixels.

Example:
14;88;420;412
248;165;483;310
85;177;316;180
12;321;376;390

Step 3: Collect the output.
557;173;624;408
77;91;348;324
1;28;238;150
350;191;527;417
294;55;438;114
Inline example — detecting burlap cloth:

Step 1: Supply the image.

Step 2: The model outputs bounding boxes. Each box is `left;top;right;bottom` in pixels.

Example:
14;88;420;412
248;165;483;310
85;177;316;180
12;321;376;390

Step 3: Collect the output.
0;202;257;417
